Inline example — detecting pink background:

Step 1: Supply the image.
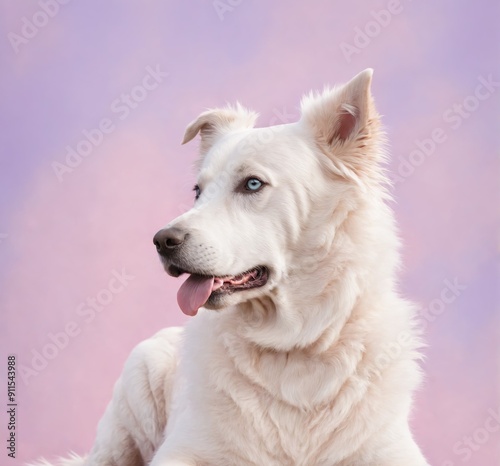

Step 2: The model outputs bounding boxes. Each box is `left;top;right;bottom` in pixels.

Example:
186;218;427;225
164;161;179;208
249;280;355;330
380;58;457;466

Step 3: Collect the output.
1;1;499;465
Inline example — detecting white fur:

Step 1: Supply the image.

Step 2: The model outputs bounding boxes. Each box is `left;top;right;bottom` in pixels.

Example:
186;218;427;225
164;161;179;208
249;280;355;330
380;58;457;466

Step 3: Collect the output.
30;70;428;466
27;452;87;466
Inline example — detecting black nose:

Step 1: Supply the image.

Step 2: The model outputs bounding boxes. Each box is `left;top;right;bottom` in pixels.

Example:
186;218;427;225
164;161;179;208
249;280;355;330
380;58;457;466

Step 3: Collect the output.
153;227;187;256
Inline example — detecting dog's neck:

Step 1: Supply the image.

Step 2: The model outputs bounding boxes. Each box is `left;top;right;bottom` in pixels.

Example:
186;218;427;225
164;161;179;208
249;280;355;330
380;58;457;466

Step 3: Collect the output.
236;275;357;354
235;193;400;352
219;196;410;409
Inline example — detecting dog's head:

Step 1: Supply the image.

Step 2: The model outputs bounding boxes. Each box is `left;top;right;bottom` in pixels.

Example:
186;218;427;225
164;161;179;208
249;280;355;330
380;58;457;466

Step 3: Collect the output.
154;69;386;320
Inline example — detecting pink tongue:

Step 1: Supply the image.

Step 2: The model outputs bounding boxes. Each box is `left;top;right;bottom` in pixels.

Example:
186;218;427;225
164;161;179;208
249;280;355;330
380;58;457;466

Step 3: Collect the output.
177;275;214;316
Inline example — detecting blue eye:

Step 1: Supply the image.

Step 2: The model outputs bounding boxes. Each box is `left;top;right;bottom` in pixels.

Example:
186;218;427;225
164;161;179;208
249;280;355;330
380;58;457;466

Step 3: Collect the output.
245;178;263;191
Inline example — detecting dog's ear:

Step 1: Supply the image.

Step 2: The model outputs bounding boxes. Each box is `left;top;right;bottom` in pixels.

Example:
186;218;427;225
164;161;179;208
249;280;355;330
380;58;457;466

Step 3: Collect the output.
300;69;382;181
182;104;258;155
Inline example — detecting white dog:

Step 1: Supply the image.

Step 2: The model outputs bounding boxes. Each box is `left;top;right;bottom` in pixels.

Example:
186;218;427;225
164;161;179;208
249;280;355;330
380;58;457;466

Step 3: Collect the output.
31;69;429;466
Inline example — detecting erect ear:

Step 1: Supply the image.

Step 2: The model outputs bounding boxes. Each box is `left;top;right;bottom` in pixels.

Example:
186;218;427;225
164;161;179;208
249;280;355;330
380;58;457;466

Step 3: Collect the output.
300;69;382;180
182;103;258;155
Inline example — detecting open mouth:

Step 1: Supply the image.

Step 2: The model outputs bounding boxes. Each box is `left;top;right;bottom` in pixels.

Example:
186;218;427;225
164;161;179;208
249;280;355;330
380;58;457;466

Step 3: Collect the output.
167;264;269;316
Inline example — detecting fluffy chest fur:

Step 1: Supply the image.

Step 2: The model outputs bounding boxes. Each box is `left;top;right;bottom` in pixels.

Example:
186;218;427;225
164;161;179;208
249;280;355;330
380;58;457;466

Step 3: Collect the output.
171;302;421;466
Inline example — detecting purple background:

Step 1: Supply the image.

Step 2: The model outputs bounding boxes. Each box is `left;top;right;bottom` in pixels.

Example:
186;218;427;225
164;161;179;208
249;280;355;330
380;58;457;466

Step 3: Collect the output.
1;1;499;465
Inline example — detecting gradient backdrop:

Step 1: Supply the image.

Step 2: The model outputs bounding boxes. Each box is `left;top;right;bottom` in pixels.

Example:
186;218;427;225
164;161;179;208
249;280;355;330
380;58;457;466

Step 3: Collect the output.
1;1;499;465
